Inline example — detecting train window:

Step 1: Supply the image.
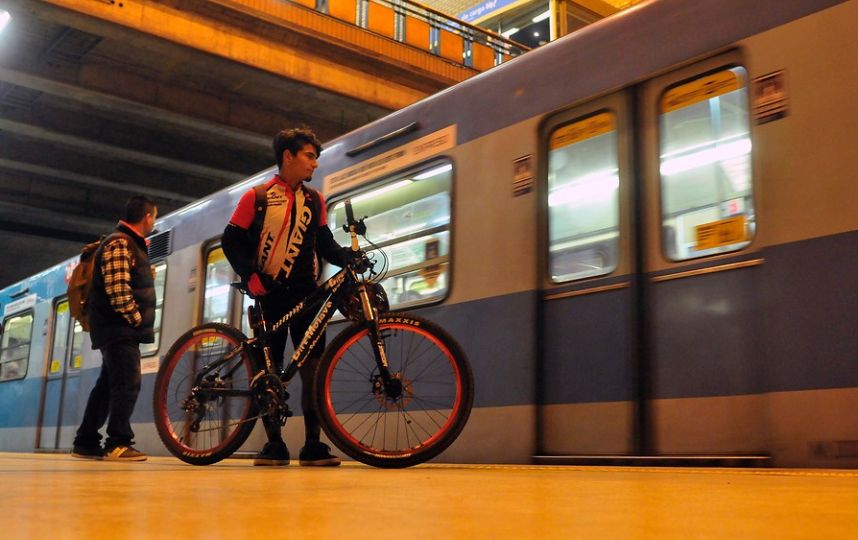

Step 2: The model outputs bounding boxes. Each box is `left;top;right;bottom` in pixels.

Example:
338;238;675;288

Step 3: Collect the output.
140;261;167;357
659;67;754;260
547;111;620;282
240;294;253;337
203;248;233;324
0;311;34;381
327;160;452;308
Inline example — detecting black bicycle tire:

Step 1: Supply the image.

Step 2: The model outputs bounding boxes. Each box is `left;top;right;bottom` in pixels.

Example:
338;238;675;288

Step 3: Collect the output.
316;313;474;468
153;323;258;466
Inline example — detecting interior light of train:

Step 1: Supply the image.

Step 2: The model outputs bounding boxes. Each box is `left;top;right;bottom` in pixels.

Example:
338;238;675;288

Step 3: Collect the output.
412;163;453;180
501;27;519;38
660;138;751;176
0;11;10;33
548;171;619;207
385;222;429;240
532;10;550;23
350;179;413;204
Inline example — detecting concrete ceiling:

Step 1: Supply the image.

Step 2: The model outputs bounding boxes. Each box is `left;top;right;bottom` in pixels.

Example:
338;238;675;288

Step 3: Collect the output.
0;0;405;288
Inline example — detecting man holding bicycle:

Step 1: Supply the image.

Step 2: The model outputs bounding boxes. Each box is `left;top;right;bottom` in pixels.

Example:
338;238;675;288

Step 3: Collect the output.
222;127;349;466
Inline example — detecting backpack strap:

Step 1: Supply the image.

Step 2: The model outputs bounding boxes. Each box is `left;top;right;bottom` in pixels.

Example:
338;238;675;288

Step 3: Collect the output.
249;183;268;243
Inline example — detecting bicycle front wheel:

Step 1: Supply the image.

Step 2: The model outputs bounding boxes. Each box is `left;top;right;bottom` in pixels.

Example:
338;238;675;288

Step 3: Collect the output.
153;323;258;465
317;313;473;468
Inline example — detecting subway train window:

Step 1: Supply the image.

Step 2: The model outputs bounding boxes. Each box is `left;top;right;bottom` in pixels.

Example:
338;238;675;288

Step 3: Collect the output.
50;302;71;374
240;294;253;337
202;248;233;324
140;261;167;356
50;301;84;372
659;67;754;261
547;111;620;282
0;312;34;381
328;161;452;308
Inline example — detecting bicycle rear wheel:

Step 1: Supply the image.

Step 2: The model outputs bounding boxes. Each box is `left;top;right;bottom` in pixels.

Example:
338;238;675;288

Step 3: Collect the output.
153;323;258;465
316;313;473;468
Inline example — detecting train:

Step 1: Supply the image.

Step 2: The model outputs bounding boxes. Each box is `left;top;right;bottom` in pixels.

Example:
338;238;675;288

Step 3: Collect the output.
2;0;857;467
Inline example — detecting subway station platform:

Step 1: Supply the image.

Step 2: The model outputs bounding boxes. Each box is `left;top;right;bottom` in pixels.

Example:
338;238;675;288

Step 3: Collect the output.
4;453;858;539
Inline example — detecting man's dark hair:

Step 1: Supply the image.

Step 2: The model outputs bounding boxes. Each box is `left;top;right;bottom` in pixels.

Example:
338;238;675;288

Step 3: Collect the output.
125;195;157;223
273;127;322;169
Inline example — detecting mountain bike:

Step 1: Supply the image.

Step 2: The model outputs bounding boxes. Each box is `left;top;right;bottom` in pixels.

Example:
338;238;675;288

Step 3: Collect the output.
152;202;473;468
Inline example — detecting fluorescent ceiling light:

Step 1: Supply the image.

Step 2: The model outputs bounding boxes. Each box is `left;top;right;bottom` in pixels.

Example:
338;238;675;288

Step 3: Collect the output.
351;179;413;204
412;163;452;180
549;171;619;207
501;27;519;38
0;11;11;33
660;138;751;176
532;10;550;23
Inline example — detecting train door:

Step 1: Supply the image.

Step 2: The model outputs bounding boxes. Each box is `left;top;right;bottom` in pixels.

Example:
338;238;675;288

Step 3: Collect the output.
639;53;765;455
538;92;637;455
539;51;764;457
36;299;84;450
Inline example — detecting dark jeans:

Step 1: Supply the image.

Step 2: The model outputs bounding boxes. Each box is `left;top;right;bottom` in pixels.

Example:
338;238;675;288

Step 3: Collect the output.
74;338;142;449
260;284;326;445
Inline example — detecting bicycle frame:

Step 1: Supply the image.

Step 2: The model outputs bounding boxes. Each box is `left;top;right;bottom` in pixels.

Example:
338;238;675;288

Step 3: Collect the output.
189;259;391;403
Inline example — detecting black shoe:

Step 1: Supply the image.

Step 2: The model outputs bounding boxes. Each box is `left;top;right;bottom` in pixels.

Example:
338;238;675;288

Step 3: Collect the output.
254;441;290;466
299;441;341;467
103;445;147;462
71;445;104;460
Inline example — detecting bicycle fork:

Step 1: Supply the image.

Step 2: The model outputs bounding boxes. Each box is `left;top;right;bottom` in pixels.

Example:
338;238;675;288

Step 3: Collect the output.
358;283;404;401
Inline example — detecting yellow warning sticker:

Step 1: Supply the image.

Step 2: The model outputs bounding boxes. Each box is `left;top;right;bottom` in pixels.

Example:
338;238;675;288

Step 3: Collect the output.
695;216;747;250
550;112;615;150
662;70;741;113
73;355;82;369
57;302;69;314
50;359;61;374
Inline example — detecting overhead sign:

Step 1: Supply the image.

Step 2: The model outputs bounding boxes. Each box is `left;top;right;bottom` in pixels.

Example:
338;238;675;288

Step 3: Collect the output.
324;125;456;196
3;293;37;316
458;0;519;23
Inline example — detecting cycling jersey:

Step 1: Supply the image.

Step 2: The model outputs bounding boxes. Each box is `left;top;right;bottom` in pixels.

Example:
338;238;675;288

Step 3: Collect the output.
223;175;347;288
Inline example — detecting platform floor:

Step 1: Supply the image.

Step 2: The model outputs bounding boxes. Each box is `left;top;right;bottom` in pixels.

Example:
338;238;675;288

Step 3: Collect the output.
4;452;858;539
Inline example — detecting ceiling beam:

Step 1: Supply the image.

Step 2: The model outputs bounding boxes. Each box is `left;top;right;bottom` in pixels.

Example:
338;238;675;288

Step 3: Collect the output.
0;158;196;203
0;66;270;149
0;117;243;182
0;199;113;238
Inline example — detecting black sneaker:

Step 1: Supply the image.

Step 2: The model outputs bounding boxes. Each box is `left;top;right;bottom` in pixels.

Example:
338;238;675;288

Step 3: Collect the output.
254;441;290;466
103;445;147;462
299;441;341;467
71;445;104;460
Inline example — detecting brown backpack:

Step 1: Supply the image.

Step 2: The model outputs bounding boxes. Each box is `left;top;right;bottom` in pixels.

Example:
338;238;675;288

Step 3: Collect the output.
67;237;104;332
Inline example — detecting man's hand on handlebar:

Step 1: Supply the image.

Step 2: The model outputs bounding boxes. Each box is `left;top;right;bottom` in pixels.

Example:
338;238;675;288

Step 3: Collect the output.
247;272;273;298
349;249;371;274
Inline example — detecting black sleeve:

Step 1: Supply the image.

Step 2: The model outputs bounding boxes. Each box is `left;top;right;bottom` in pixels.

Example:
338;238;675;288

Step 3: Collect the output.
222;223;256;281
316;225;350;268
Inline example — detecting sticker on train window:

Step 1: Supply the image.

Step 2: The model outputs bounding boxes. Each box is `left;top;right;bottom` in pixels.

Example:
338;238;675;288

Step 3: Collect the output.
695;216;747;250
550;112;615;150
661;70;740;113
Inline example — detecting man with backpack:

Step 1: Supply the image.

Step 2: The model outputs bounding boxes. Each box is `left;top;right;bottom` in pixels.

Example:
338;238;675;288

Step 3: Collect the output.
222;127;350;466
71;196;158;461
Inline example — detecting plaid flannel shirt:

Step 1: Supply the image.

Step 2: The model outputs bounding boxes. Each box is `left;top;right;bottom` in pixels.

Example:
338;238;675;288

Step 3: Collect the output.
101;237;142;327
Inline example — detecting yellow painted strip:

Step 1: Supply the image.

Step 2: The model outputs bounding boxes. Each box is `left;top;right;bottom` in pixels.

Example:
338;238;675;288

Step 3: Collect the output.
662;70;741;113
550;112;615;150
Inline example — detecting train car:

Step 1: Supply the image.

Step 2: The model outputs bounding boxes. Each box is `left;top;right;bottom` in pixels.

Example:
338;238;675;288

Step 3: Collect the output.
2;0;857;467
